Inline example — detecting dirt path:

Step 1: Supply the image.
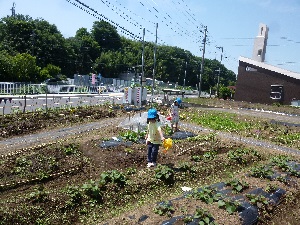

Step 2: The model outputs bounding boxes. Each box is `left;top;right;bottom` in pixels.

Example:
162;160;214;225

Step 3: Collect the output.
0;107;298;156
0;116;125;155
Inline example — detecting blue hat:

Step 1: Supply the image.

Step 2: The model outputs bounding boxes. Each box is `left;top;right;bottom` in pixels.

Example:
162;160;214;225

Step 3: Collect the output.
147;108;157;119
175;97;182;105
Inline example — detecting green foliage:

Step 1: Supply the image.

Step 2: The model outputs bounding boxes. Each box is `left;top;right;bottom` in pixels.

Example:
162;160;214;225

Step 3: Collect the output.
246;194;269;206
40;64;61;80
81;179;102;201
227;148;260;164
250;165;274;178
191;155;202;162
163;124;173;136
218;85;233;100
63;143;79;155
188;187;222;204
28;185;49;203
264;183;278;193
217;199;240;214
0;14;237;86
119;130;146;143
203;150;217;161
153;201;174;217
226;179;249;193
100;170;127;187
194;208;217;224
12;157;32;176
154;165;174;183
65;185;83;206
125;167;137;175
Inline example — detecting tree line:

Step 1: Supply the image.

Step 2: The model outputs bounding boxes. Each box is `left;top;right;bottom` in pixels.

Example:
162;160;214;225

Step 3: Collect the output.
0;14;236;92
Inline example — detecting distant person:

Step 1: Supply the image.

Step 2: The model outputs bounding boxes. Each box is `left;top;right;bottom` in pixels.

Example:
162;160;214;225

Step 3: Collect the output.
145;108;165;167
169;97;181;133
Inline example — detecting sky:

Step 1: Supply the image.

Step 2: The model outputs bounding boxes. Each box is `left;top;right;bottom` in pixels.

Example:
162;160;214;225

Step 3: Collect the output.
0;0;300;75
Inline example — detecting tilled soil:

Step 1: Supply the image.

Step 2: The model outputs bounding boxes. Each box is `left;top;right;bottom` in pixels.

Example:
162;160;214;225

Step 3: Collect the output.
0;105;300;225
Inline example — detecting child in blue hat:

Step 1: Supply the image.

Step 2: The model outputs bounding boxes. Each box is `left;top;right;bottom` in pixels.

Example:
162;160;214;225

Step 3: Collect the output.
145;108;165;167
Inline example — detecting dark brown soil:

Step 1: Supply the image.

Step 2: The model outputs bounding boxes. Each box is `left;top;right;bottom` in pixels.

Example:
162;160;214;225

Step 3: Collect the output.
0;103;300;225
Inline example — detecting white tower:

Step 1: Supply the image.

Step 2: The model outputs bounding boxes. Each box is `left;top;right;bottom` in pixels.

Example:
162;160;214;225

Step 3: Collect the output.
252;23;268;62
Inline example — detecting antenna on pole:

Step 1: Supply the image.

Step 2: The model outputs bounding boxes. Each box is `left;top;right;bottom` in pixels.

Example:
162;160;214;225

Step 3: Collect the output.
11;2;16;17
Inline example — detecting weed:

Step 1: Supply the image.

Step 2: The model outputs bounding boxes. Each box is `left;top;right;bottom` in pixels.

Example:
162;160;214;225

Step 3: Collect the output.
28;185;49;203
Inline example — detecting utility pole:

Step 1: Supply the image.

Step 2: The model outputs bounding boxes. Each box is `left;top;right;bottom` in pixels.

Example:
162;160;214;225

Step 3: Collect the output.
151;23;158;100
141;28;145;88
199;26;207;98
184;61;187;89
216;46;223;97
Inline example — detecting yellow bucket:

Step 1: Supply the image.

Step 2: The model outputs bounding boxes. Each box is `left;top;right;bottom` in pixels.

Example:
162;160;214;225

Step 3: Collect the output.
162;138;173;153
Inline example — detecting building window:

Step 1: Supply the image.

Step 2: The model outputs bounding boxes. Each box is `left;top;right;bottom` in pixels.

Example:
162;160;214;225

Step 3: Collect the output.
246;66;257;72
270;85;283;100
257;49;262;56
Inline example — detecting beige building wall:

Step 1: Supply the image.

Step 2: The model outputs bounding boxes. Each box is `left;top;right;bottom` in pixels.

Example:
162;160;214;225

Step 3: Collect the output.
252;23;269;62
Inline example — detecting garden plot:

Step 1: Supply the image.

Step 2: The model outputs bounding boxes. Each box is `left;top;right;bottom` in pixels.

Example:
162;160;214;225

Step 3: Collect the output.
1;103;300;224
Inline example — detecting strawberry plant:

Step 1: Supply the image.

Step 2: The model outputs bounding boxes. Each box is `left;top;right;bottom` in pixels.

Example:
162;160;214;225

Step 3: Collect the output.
226;179;249;193
250;165;274;179
65;185;83;206
188;187;222;204
154;165;174;184
100;170;127;187
246;194;269;207
193;208;217;225
63;143;79;155
81;179;103;201
153;201;174;217
218;199;240;214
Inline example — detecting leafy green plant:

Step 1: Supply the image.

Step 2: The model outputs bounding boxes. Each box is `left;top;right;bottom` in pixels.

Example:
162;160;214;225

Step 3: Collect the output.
81;180;102;201
194;208;217;224
125;167;137;175
203;150;217;161
191;155;201;162
227;148;260;164
153;201;174;217
100;170;127;187
154;165;174;184
65;185;83;206
119;130;145;143
12;157;32;176
163;124;173;136
63;143;79;155
264;183;278;193
28;185;49;203
188;187;222;204
250;165;274;179
226;179;249;193
246;194;269;207
218;199;240;214
37;170;50;180
124;148;134;154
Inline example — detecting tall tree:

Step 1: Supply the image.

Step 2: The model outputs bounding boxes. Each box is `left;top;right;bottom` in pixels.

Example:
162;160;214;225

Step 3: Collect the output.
91;21;122;51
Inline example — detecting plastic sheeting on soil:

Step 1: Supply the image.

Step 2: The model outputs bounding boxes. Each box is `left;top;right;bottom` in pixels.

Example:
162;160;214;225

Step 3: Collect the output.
118;111;171;132
117;157;300;225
